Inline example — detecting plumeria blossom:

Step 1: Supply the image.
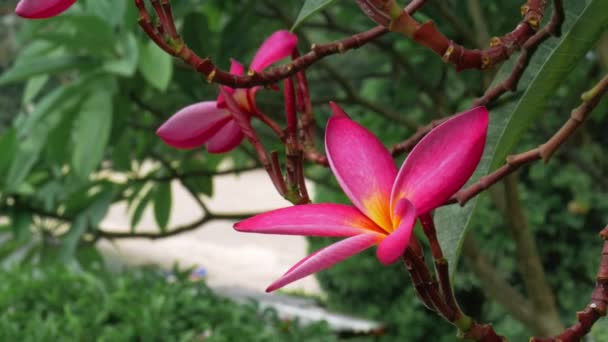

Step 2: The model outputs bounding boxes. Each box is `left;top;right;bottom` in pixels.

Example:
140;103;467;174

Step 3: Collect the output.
156;30;298;153
235;103;489;292
15;0;76;19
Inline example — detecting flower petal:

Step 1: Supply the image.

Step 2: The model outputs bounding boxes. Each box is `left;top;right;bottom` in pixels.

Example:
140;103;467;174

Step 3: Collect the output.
325;102;397;231
391;107;489;214
216;59;245;107
156;101;232;149
234;203;383;237
15;0;76;19
205;120;244;153
266;233;381;292
250;30;298;72
376;199;416;265
230;59;245;76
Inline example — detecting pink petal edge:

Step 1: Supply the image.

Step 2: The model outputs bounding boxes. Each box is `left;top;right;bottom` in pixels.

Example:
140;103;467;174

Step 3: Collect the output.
376;199;417;265
325;102;397;231
391;107;489;214
205;120;244;153
15;0;76;19
234;203;383;237
250;30;298;72
156;101;232;149
266;233;381;292
216;59;245;106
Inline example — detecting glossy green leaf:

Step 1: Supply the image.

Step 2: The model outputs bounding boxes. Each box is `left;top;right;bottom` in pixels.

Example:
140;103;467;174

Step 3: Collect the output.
292;0;339;30
434;0;607;276
71;86;115;180
153;183;172;232
138;41;173;92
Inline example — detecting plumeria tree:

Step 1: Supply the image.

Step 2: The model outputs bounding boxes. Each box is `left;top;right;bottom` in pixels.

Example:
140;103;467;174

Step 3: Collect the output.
2;0;608;340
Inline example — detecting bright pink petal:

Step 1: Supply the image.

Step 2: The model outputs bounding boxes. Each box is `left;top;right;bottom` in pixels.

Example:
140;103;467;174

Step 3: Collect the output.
229;59;245;76
216;59;245;106
156;101;232;149
391;107;489;214
266;233;381;292
15;0;76;19
376;199;416;265
205;120;244;153
234;203;383;237
250;30;298;72
325;102;397;231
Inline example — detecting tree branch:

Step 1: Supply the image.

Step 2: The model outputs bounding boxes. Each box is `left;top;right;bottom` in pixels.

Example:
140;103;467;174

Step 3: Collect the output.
462;233;540;333
531;227;608;342
503;173;563;336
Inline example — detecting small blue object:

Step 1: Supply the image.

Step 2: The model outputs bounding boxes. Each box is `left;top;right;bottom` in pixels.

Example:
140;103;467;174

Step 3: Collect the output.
189;267;207;280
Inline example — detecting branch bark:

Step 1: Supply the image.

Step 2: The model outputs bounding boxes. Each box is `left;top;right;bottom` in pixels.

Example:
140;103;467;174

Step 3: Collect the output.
503;174;564;336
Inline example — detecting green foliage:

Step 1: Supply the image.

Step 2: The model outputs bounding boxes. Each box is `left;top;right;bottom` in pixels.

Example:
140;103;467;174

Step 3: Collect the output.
0;264;336;341
434;0;608;277
1;0;608;340
292;0;340;30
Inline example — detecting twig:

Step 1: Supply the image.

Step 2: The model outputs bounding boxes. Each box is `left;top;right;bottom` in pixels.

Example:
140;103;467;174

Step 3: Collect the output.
133;0;431;88
448;73;608;206
359;0;548;71
530;226;608;342
97;212;259;240
474;0;565;106
503;174;563;335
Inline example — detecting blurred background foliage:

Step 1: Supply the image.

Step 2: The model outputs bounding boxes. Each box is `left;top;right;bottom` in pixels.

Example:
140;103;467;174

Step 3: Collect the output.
0;0;607;340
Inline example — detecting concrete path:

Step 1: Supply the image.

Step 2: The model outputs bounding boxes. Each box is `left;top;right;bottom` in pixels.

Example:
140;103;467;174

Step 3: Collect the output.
97;169;322;294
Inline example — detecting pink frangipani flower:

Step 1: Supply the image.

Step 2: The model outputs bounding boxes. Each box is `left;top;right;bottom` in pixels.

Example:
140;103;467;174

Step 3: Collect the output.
156;30;298;153
235;103;489;292
15;0;76;19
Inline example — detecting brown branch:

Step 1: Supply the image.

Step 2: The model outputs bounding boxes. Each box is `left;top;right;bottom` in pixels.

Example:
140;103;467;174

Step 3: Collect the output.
135;0;384;88
503;173;564;336
420;213;462;317
462;233;542;334
97;212;258;240
362;0;548;71
134;165;261;183
530;227;608;342
474;0;565;106
448;73;608;206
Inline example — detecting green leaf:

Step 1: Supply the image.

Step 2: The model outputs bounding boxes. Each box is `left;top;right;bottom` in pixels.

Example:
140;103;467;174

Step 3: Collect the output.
0;56;91;86
130;184;153;230
5;84;81;191
71;86;114;180
10;211;32;242
153;183;172;232
86;0;127;29
103;33;139;77
36;14;116;55
46;104;80;165
138;41;173;92
60;191;114;261
22;75;49;104
0;128;17;178
434;0;608;276
292;0;339;30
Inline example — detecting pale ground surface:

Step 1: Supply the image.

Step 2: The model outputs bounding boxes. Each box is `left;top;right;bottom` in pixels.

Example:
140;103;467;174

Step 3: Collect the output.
97;170;322;294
